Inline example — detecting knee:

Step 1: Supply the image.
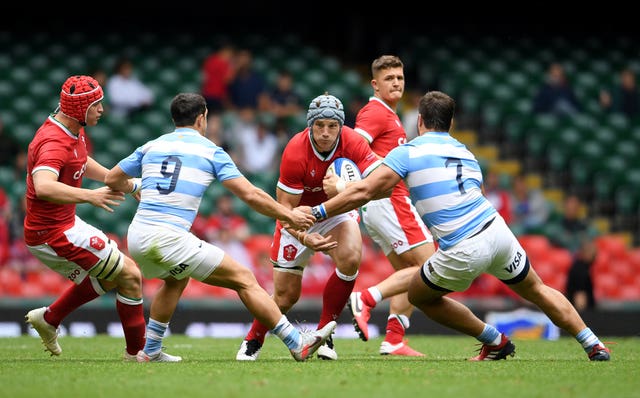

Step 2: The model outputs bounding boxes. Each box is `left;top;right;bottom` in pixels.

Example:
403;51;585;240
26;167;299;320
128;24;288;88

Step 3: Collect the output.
273;288;299;312
274;295;297;313
163;277;189;295
336;254;361;276
116;257;143;292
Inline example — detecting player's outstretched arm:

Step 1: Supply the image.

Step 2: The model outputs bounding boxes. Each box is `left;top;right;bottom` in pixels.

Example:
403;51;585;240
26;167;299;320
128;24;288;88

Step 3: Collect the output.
315;164;400;220
104;164;141;198
222;176;314;231
32;169;125;212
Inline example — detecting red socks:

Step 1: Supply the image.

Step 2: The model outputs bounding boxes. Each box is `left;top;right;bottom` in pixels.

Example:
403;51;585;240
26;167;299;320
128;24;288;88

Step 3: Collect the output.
245;318;270;344
116;299;146;355
318;271;355;329
385;315;406;344
45;277;100;326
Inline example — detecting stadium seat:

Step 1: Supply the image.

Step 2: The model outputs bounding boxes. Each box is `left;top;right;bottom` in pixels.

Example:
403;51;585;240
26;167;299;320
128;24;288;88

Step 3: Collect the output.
244;234;273;270
0;267;23;296
546;247;573;274
595;234;628;260
518;235;551;260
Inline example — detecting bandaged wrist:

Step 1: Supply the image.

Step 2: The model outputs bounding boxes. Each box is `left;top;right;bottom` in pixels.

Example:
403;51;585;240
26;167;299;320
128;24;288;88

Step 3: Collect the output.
311;203;327;221
130;178;142;194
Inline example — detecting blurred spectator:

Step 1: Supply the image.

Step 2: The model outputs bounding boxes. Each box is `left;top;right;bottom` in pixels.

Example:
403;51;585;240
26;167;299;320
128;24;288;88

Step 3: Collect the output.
549;194;599;254
106;56;154;118
483;170;513;225
89;67;109;118
231;108;280;175
510;173;551;235
344;95;367;128
204;111;237;162
90;66;108;88
8;195;25;244
211;225;254;274
201;41;236;113
13;150;27;181
599;67;640;118
6;195;39;271
565;238;597;312
400;88;423;140
263;69;304;131
192;193;250;244
532;62;582;116
228;49;269;111
0;117;22;168
0;187;11;265
191;193;253;274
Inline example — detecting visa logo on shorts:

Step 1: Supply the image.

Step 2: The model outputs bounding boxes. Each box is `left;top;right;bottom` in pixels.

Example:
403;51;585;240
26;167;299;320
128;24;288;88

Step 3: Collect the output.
504;251;523;273
170;263;190;276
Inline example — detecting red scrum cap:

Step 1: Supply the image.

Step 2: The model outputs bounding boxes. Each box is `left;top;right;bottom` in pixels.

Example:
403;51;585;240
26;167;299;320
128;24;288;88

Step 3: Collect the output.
59;75;104;126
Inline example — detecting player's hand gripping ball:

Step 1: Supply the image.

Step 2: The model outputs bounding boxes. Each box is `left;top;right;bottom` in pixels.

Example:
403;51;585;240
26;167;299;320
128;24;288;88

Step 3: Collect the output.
326;158;362;182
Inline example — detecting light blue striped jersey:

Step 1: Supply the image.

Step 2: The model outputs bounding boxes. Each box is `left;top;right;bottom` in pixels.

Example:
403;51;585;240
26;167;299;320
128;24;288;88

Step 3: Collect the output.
118;128;242;231
383;131;496;250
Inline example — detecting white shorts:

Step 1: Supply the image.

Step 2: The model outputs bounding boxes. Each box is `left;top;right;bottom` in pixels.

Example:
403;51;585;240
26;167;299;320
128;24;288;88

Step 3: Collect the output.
361;197;433;256
420;215;528;292
26;216;115;286
271;210;359;274
127;221;225;281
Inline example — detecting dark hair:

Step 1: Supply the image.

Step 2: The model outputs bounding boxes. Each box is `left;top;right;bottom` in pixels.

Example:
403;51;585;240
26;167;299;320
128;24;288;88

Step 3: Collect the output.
418;91;456;132
371;55;403;76
171;93;207;127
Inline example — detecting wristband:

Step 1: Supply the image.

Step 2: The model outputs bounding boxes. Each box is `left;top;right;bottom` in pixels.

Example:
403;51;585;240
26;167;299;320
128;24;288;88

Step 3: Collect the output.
130;178;142;194
336;180;346;193
311;203;328;221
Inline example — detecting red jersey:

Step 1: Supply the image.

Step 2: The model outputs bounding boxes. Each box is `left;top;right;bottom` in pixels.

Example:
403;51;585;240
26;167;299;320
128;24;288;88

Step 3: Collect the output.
277;126;379;207
354;97;410;199
24;116;90;245
201;54;233;99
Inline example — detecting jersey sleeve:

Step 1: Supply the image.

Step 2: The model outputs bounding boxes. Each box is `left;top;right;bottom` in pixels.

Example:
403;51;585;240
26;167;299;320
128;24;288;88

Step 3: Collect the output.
354;104;384;143
277;142;306;194
32;138;70;175
383;144;410;179
212;147;243;181
118;146;144;177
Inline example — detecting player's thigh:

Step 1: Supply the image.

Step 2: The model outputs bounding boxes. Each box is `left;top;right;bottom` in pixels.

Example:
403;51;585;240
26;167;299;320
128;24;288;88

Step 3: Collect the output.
390;242;436;270
27;217;115;284
407;267;449;306
326;217;362;263
202;253;257;290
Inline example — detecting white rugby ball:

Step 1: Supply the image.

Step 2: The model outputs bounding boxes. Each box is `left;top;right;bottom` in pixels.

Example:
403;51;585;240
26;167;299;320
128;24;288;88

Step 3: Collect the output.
326;157;362;181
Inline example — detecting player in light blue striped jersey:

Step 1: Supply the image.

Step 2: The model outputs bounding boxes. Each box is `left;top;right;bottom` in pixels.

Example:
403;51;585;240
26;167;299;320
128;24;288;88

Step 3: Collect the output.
306;90;610;361
105;93;335;362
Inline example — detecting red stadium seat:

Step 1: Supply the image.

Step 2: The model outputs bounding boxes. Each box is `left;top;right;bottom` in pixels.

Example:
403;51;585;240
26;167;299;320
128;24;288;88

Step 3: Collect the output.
518;235;551;260
593;273;619;300
546;247;574;274
244;234;273;269
0;267;23;296
595;234;628;260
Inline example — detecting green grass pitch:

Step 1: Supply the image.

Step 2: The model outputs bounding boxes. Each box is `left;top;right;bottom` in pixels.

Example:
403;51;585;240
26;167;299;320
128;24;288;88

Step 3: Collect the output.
1;335;637;398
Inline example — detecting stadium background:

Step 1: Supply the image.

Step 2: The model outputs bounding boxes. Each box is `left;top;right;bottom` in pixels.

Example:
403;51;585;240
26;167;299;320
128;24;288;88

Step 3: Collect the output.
1;15;639;337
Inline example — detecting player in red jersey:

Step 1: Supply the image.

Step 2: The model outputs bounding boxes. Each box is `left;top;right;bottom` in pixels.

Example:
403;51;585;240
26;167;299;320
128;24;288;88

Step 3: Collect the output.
335;55;436;356
23;75;146;360
236;93;380;361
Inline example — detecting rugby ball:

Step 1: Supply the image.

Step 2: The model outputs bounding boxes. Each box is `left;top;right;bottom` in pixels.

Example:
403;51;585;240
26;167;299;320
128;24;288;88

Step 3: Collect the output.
326;157;362;181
